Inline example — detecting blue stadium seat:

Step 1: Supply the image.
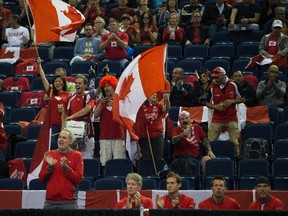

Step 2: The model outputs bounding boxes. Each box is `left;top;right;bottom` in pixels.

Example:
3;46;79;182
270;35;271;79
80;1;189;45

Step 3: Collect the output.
0;62;13;77
275;123;288;141
52;46;74;63
4;124;22;136
38;46;51;62
243;123;273;146
104;159;133;178
237;42;259;59
210;140;235;161
142;178;157;190
97;61;122;77
79;178;92;191
176;59;202;74
273;139;288;160
203;59;231;76
183;44;209;62
166;59;175;80
83;158;100;185
272;158;288;190
213;31;238;46
14;140;36;158
70;61;96;77
29;178;47;190
133;45;154;58
204;158;235;189
31;76;54;91
168;106;180;126
167;44;183;62
138;159;167;178
0;91;19;107
241;30;263;42
210;43;235;61
0;178;24;190
26;124;42;140
10;107;36;124
94;178;124;190
42;61;68;76
232;58;257;74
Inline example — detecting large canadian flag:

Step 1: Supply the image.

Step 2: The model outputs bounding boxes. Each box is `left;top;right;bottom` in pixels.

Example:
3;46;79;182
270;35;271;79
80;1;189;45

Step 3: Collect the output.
112;45;167;140
27;0;85;42
0;47;38;64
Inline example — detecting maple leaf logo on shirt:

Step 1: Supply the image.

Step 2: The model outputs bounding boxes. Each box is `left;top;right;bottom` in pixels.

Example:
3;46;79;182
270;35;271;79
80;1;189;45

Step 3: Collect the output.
119;74;134;103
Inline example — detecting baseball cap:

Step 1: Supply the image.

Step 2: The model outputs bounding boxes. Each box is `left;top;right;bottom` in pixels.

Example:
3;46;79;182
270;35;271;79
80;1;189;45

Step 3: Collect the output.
178;111;190;119
211;67;226;78
121;14;130;20
255;176;270;186
272;19;283;28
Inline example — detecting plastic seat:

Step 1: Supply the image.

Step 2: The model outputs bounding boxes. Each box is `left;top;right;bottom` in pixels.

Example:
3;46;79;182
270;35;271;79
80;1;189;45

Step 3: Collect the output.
83;158;100;185
273;177;288;190
176;59;202;74
142;178;157;190
94;178;124;190
104;159;134;178
70;61;96;77
238;159;270;190
26;124;42;140
4;124;22;136
42;61;68;76
183;44;208;62
275;123;288;141
232;58;255;73
204;158;234;189
272;158;288;190
166;59;175;80
210;43;235;61
210;140;235;161
273;139;288;160
14;140;36;158
0;91;19;107
29;178;47;190
241;30;263;43
168;106;180;126
0;178;24;190
31;76;54;91
167;44;183;62
237;42;259;59
52;46;74;63
10;107;36;124
203;58;231;76
0;148;5;161
38;47;50;62
79;178;92;191
138;159;167;177
213;31;237;46
133;45;154;58
243;123;273;146
0;62;13;76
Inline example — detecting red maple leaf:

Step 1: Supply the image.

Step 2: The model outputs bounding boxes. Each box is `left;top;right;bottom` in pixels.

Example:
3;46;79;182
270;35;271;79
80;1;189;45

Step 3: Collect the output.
119;74;134;102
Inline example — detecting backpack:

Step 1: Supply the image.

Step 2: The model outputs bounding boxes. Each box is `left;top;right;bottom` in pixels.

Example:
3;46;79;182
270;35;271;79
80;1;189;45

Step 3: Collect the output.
239;138;268;160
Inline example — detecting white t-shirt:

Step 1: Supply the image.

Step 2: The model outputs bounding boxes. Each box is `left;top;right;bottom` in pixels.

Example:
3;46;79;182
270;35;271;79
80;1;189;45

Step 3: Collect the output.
5;26;30;47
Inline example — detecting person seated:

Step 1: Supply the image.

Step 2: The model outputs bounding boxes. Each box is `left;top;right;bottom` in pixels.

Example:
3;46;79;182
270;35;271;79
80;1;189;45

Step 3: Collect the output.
130;12;157;46
92;16;110;39
259;0;281;27
193;71;211;106
157;0;180;26
109;0;135;22
1;14;30;48
161;13;185;46
204;0;232;39
134;0;156;24
228;0;261;31
70;23;103;65
180;0;205;26
263;7;288;35
185;10;211;46
83;0;105;25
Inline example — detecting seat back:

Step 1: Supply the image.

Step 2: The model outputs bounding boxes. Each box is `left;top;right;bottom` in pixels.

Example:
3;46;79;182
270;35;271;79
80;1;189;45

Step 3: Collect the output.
104;159;133;178
94;178;124;190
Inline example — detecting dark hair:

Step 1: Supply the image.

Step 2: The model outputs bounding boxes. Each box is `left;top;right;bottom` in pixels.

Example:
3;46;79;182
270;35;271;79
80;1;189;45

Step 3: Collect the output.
210;176;227;187
166;172;182;184
52;75;67;95
11;14;21;25
139;11;154;29
255;176;270;186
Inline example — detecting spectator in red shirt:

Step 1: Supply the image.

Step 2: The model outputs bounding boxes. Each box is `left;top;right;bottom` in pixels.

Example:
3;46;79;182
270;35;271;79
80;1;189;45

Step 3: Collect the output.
83;0;105;25
156;172;195;209
115;173;153;213
0;102;8;155
249;176;286;210
199;176;241;210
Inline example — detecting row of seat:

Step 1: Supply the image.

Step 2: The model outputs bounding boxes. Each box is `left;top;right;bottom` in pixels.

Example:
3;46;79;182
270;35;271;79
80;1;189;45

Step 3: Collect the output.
1;157;288;190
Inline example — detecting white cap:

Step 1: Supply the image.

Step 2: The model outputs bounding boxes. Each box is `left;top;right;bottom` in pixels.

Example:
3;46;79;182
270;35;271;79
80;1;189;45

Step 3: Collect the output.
272;19;283;28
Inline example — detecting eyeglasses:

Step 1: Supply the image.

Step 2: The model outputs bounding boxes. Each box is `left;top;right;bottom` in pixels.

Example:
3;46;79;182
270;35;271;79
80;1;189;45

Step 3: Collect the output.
143;17;150;19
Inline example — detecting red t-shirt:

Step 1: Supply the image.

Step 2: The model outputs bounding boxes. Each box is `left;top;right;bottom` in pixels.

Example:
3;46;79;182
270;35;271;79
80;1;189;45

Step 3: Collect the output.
209;80;240;123
115;195;153;216
249;196;286;210
97;100;125;139
134;102;166;139
66;93;95;136
0;102;8;154
101;32;128;60
85;7;105;24
46;86;70;126
266;34;280;56
162;27;185;44
162;194;195;209
191;27;202;44
198;196;241;209
172;124;206;158
3;76;30;92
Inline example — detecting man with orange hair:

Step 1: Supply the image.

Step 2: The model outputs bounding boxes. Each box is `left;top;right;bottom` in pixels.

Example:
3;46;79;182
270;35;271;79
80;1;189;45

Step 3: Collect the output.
94;75;126;172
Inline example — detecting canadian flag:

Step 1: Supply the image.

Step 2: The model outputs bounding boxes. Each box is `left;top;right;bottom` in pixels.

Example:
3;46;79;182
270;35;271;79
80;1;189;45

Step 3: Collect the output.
245;54;288;69
0;47;38;64
27;0;85;42
112;45;167;140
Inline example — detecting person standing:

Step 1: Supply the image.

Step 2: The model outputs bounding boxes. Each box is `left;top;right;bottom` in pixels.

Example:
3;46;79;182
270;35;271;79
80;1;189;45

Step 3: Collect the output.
199;176;241;209
39;129;84;209
156;172;195;209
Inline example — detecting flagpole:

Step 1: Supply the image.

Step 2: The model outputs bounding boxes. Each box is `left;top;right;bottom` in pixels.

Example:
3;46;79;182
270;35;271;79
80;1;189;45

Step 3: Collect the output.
146;126;157;176
23;0;39;57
